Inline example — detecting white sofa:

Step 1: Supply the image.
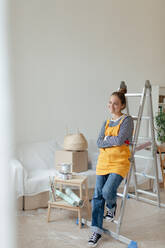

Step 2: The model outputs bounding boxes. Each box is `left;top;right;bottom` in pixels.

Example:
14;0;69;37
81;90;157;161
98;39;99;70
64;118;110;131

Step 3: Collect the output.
11;139;158;210
11;140;98;210
11;140;58;209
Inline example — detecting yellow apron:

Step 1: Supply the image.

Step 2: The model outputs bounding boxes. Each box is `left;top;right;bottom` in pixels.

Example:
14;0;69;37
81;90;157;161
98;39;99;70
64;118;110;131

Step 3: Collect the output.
96;116;131;178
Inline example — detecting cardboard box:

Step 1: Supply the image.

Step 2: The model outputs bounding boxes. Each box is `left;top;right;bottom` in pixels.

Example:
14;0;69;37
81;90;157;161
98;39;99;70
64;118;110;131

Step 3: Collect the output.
55;150;88;173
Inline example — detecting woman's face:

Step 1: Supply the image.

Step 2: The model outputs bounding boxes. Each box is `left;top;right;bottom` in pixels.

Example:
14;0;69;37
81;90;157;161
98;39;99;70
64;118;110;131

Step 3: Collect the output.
108;95;124;115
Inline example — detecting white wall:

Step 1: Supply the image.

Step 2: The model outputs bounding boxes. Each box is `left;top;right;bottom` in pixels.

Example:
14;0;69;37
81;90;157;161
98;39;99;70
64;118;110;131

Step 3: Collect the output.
11;0;165;145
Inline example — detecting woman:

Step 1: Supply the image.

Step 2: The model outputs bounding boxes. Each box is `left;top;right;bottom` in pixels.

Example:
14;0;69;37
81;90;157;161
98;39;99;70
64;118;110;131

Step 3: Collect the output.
88;90;134;247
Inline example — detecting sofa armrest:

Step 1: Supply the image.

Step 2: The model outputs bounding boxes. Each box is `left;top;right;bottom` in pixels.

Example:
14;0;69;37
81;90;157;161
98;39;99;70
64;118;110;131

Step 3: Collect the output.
10;159;27;198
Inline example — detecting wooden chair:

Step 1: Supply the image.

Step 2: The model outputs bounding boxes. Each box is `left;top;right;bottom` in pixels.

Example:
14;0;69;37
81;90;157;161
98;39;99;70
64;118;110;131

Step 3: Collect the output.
157;145;165;188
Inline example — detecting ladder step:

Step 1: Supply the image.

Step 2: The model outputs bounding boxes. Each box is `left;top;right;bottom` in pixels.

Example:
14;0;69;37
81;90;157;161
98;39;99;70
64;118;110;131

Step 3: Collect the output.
117;192;131;199
127;193;163;207
159;103;165;106
136;189;157;197
132;115;151;120
135;172;155;179
113;220;118;225
117;193;124;198
138;136;152;141
135;141;151;152
125;93;143;97
134;154;153;160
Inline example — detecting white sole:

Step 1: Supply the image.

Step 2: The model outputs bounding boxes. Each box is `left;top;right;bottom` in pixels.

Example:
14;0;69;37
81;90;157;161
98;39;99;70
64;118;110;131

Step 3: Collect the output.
88;243;97;247
104;217;114;222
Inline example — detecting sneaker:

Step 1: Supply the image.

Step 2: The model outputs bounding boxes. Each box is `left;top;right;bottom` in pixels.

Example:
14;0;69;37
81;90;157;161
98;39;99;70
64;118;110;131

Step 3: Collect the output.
104;204;117;222
88;232;102;247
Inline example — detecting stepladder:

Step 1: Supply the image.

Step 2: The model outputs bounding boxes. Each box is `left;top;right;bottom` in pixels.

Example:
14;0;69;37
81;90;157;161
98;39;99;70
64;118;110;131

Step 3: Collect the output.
84;80;165;247
47;175;90;228
123;80;165;208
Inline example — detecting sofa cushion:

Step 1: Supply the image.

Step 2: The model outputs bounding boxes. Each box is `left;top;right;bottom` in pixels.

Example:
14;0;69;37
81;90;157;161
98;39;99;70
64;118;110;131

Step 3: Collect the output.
17;140;60;172
24;168;57;195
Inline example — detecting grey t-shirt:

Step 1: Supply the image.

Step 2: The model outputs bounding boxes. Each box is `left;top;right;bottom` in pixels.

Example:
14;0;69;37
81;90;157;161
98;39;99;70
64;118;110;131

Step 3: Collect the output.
97;115;134;148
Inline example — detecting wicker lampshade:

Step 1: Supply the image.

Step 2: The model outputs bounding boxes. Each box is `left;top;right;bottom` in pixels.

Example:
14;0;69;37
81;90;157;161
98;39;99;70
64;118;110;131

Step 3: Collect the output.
63;133;88;151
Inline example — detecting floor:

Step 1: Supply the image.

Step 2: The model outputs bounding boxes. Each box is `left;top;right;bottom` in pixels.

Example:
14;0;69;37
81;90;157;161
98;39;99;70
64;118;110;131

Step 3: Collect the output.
16;190;165;248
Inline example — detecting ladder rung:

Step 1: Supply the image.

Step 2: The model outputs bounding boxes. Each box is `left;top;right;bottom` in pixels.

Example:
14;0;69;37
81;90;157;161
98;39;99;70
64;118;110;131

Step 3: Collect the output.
132;115;151;120
138;137;152;141
159;103;165;106
135;141;151;152
135;172;155;179
125;93;143;97
136;189;157;197
127;193;164;207
117;192;131;200
134;155;153;160
117;193;124;198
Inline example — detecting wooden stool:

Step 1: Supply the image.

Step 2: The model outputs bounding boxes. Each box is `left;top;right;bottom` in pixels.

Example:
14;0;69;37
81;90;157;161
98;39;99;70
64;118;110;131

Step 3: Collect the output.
47;175;90;228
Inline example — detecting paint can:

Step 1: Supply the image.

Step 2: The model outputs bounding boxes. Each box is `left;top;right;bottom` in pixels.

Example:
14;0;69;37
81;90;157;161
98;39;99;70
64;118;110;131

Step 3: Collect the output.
60;163;72;173
58;172;72;180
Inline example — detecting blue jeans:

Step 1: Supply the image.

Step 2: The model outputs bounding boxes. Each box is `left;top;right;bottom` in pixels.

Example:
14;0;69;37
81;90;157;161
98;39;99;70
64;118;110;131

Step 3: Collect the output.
91;173;123;234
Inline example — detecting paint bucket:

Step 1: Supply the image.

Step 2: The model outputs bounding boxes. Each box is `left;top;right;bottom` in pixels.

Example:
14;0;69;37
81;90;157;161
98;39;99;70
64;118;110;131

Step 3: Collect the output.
60;163;72;173
58;172;72;180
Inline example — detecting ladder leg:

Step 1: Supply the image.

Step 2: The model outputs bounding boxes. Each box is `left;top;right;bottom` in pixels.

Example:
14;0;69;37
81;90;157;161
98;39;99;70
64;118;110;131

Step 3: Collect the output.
131;159;138;200
148;86;161;206
116;166;132;234
47;203;51;222
85;180;90;218
127;84;147;201
78;209;82;228
129;142;139;200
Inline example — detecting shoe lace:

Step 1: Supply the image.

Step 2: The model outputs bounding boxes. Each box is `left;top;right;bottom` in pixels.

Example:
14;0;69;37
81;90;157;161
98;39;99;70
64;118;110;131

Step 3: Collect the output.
107;208;113;216
90;232;99;242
